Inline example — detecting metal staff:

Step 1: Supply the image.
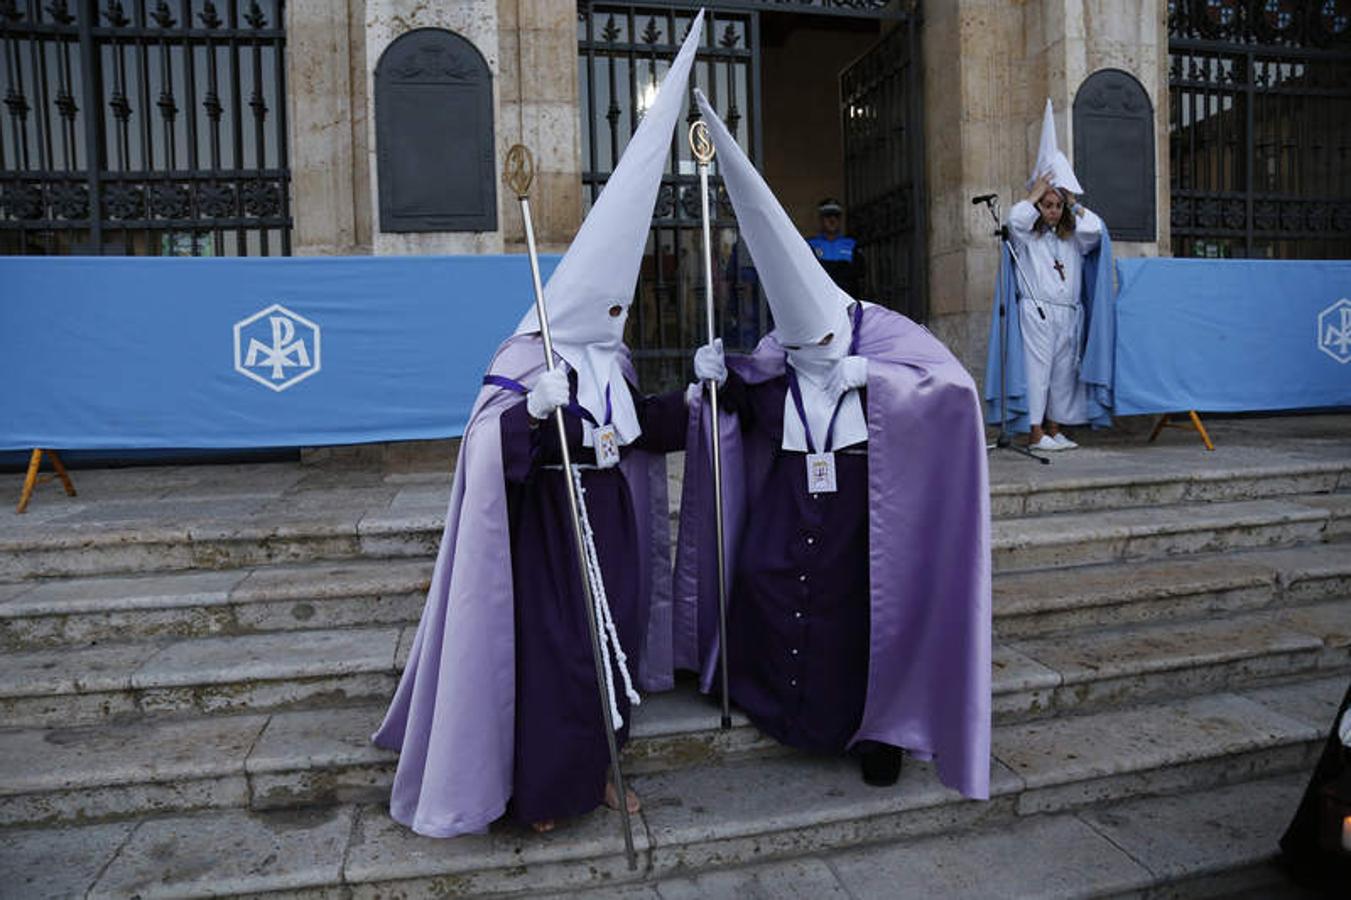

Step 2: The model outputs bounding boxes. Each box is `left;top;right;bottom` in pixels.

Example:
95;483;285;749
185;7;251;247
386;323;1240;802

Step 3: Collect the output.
503;144;638;870
688;122;732;730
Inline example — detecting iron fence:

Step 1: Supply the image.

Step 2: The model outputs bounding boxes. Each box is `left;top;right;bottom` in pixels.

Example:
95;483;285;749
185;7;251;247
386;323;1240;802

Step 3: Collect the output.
0;0;289;256
579;1;762;389
1168;0;1351;259
840;15;925;322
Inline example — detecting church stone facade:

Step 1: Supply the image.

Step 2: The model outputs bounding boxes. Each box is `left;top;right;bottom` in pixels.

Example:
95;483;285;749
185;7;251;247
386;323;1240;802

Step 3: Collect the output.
285;0;1169;378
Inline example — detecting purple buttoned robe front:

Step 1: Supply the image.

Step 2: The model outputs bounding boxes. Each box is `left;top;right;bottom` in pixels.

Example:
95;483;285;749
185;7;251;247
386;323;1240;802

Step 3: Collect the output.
675;303;993;800
371;334;672;837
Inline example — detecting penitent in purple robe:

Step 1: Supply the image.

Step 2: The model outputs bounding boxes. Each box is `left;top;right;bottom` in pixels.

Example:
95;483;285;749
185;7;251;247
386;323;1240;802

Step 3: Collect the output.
718;372;871;753
372;336;679;838
674;303;993;800
497;375;686;824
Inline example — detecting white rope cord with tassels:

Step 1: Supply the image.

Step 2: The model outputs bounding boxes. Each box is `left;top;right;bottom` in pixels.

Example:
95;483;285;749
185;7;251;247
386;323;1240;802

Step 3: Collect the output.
570;464;641;729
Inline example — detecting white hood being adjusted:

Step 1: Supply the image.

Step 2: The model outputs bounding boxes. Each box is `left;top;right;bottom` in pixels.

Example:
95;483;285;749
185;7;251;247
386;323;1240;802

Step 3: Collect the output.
1027;97;1084;196
516;10;705;446
693;88;866;453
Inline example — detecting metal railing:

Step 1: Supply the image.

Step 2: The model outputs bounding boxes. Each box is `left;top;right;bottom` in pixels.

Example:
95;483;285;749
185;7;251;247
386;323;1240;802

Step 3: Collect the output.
578;2;764;389
1168;0;1351;259
0;0;290;256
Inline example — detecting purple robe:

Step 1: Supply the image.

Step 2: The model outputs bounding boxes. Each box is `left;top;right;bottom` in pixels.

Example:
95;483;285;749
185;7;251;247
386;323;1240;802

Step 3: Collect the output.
499;379;686;824
719;373;872;753
372;335;676;838
674;303;993;799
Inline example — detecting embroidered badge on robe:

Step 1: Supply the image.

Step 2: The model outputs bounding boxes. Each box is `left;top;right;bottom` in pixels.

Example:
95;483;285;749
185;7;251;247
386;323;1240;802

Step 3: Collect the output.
806;451;838;494
595;424;621;468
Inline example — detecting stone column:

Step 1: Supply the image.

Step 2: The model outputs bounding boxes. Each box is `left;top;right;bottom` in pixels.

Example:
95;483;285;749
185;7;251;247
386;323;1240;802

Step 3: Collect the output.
497;0;584;255
921;0;1026;375
364;0;504;255
285;0;364;255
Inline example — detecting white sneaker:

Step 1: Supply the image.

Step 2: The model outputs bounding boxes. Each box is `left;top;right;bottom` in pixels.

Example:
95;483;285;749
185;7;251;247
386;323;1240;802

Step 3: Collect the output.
1051;433;1079;450
1030;435;1060;452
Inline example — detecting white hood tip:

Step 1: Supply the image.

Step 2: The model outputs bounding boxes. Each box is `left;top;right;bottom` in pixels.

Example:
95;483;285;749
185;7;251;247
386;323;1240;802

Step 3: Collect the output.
517;9;706;343
509;10;706;449
1028;98;1084;196
692;86;850;349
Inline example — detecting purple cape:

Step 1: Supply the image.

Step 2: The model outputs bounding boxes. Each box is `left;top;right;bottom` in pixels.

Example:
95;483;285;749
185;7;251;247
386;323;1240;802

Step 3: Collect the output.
674;304;993;799
371;334;673;838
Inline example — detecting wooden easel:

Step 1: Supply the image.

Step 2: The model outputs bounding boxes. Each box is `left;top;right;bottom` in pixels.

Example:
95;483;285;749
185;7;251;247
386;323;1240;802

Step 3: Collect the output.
16;449;77;514
1148;411;1215;451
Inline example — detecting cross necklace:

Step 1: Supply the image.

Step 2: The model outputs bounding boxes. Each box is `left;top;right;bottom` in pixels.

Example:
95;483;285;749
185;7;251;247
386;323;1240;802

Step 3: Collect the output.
1048;238;1066;281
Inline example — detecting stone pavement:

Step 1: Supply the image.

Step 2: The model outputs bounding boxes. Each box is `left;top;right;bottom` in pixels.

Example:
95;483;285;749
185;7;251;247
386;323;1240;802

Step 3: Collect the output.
0;414;1347;897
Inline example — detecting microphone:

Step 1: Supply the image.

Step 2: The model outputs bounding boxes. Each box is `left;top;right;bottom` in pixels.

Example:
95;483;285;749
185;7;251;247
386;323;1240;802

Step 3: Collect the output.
971;193;997;205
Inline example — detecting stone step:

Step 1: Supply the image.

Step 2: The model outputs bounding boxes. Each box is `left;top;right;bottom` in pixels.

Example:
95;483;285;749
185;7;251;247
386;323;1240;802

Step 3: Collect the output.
988;451;1349;519
4;584;1347;736
992;495;1342;574
993;542;1351;639
0;625;409;728
994;598;1351;721
0;687;1336;899
0;687;777;828
0;559;432;651
3;454;1346;582
4;512;1349;654
4;584;1348;737
0;506;442;581
1;602;1344;827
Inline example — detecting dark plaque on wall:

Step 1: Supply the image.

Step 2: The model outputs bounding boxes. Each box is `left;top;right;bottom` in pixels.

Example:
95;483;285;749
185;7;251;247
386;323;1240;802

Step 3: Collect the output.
1073;69;1155;242
375;28;496;233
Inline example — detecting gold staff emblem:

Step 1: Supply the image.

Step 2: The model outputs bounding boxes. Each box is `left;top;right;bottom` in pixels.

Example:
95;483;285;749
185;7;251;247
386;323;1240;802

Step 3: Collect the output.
503;143;535;198
688;120;715;164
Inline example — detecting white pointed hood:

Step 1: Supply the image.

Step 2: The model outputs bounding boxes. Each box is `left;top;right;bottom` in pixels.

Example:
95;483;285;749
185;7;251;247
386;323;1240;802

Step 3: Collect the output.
516;10;705;445
1027;98;1084;195
692;88;851;352
694;88;866;453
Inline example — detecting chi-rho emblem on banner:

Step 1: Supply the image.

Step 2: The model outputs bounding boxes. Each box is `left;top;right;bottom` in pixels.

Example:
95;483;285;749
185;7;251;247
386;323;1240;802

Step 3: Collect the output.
233;304;322;391
1317;298;1351;365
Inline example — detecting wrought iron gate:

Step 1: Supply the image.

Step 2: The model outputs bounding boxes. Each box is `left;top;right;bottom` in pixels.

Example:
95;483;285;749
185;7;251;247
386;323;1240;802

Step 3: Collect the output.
578;2;759;389
840;14;926;322
578;0;902;389
1168;0;1351;259
0;0;289;256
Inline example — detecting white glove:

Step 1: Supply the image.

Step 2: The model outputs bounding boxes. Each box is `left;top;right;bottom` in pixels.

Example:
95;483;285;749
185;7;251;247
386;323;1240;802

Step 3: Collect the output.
526;369;569;420
826;355;868;399
693;338;727;386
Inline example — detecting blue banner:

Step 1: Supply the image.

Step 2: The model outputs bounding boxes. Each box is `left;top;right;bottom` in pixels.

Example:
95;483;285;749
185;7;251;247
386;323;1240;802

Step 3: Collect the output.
1114;257;1351;415
0;255;560;450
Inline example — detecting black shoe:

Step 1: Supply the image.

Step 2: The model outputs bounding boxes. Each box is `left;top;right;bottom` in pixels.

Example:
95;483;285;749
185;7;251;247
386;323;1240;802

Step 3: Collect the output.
858;742;904;787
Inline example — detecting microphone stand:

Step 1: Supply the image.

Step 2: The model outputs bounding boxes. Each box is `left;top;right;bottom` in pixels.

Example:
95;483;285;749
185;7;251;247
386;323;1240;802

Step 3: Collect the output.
979;194;1050;465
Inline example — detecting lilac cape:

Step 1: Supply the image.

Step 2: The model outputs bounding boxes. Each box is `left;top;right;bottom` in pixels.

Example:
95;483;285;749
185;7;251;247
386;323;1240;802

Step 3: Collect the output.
982;228;1117;432
371;334;673;838
674;304;993;799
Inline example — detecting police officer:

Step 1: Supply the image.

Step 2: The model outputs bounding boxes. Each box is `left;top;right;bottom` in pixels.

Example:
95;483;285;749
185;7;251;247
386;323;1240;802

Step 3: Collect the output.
807;198;865;297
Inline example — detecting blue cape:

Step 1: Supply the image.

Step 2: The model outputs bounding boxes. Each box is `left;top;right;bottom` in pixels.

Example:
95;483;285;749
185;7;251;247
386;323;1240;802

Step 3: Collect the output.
982;227;1116;432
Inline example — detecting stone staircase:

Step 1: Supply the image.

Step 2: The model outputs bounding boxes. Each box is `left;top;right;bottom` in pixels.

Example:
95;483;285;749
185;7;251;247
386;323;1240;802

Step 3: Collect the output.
1;433;1348;898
